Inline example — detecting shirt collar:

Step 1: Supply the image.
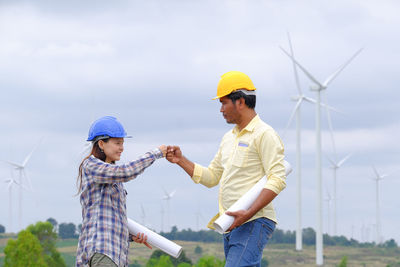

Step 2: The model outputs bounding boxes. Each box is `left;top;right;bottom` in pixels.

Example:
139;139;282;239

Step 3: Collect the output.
232;114;260;135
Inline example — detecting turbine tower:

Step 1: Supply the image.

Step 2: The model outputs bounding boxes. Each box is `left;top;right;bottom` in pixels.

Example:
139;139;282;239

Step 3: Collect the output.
281;46;362;266
371;166;390;244
162;188;176;231
281;32;319;251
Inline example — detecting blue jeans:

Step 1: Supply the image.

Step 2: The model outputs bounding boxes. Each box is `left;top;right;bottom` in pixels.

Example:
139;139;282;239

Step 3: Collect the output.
223;217;276;267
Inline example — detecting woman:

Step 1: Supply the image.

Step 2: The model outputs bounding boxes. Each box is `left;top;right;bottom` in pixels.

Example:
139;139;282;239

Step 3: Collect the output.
76;116;166;267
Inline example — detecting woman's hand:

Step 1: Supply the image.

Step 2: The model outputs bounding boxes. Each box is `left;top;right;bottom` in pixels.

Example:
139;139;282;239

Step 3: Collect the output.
159;145;167;157
130;233;152;249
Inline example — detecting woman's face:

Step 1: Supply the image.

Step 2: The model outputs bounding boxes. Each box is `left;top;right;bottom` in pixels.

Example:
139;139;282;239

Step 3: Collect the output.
100;138;124;163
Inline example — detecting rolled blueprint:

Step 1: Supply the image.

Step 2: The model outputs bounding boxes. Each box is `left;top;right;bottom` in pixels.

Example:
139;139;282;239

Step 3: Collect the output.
213;160;293;234
127;218;182;258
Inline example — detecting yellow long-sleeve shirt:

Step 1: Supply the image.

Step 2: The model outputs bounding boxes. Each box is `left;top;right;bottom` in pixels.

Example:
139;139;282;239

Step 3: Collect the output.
191;115;286;229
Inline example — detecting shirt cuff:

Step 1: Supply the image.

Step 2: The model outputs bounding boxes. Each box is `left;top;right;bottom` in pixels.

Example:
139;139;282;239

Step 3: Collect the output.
151;148;164;159
264;175;286;195
191;163;203;184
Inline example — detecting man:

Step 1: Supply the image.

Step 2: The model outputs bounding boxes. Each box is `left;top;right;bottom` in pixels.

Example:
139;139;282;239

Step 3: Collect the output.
166;71;286;267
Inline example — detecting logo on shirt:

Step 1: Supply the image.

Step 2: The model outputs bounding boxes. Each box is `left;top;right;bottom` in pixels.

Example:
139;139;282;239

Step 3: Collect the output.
238;141;249;147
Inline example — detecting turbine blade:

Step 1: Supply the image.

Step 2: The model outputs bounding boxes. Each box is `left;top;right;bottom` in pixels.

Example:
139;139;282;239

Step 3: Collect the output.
372;165;380;179
283;98;303;137
162;187;169;196
2;160;23;168
326;189;331;199
169;190;176;198
326;155;337;168
323;48;363;87
22;170;33;191
280;46;324;88
303;96;341;113
22;138;44;167
337;153;352;167
303;96;317;104
287;32;302;95
80;142;92;156
319;102;343;114
323;92;336;157
141;204;145;216
380;173;389;179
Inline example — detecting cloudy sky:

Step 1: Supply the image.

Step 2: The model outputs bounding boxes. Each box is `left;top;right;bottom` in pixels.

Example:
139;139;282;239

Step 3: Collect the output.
0;0;399;246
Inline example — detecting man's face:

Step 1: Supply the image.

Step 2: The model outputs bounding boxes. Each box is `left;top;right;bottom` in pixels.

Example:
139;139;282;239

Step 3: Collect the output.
219;96;240;124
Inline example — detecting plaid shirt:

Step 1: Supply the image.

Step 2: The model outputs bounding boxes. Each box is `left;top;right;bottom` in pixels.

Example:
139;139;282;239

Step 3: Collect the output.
76;148;163;267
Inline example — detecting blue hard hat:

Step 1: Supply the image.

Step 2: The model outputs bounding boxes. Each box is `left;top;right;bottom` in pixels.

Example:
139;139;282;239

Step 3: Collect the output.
87;116;131;142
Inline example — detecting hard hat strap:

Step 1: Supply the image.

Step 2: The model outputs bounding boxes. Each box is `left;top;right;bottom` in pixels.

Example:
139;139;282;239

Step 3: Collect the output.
235;89;256;96
92;135;110;143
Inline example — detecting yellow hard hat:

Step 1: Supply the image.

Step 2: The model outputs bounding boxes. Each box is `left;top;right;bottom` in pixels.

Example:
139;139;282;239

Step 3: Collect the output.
213;71;256;100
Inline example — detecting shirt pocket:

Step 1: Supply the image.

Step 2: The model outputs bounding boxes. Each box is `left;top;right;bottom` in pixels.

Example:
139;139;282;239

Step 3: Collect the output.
112;183;127;203
232;141;249;167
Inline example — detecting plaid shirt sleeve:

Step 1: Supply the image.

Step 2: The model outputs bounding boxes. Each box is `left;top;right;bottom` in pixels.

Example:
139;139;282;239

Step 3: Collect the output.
86;148;163;184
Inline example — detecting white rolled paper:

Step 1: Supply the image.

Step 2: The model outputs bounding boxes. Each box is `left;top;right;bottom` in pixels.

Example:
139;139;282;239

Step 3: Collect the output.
213;160;293;234
127;218;182;258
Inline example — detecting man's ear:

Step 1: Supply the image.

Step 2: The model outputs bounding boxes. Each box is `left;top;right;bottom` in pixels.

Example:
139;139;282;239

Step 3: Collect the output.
238;97;246;109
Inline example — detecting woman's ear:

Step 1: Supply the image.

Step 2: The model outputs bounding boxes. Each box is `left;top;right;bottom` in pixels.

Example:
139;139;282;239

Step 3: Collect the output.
98;140;104;150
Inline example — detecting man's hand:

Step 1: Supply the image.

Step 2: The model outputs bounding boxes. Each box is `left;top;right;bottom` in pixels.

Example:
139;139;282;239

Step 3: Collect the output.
166;146;182;164
130;233;152;249
225;210;251;232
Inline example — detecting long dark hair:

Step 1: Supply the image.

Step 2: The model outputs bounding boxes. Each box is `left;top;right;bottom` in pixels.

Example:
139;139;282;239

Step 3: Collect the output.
76;139;109;195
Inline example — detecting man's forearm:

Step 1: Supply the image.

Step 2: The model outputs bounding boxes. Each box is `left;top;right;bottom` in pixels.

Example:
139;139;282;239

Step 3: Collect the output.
245;188;277;220
177;156;195;177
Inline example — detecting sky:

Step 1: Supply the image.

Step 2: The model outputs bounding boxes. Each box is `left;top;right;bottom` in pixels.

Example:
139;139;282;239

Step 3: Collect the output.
0;0;399;246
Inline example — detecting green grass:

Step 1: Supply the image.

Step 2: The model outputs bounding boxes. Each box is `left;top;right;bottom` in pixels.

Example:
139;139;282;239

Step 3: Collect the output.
56;238;79;248
2;236;400;267
61;252;77;267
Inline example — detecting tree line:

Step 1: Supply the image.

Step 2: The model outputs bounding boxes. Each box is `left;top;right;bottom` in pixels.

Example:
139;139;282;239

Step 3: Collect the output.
1;220;398;248
160;226;398;248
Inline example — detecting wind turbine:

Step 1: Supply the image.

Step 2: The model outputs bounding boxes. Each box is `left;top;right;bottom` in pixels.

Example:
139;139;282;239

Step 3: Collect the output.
371;166;391;244
280;46;363;266
2;139;43;230
281;34;341;251
162;188;176;231
326;153;352;236
281;32;319;251
4;175;22;233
